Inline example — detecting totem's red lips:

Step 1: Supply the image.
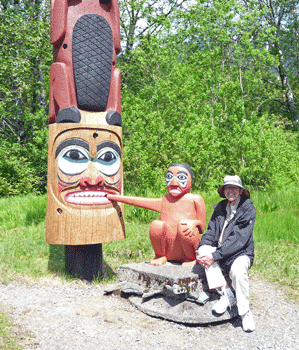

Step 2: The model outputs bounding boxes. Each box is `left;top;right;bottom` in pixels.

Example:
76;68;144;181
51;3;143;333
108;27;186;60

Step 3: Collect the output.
65;189;116;206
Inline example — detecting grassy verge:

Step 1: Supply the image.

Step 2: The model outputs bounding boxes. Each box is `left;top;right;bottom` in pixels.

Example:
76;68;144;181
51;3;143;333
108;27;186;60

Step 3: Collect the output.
0;310;22;350
250;185;299;297
0;186;298;298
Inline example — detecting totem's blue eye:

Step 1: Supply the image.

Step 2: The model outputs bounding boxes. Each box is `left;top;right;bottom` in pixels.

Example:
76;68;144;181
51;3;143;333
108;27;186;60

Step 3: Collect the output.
64;149;88;161
58;146;90;175
94;147;121;176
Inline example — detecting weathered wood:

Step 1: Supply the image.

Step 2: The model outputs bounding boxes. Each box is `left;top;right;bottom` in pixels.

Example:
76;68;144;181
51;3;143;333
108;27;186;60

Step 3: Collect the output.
46;123;125;245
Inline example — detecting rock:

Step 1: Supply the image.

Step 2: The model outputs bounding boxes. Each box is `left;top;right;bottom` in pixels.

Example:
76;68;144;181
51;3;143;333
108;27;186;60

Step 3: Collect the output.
118;262;204;293
117;262;238;324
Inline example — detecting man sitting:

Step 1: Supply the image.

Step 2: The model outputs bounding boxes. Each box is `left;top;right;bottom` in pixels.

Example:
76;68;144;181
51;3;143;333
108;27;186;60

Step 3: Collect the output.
197;175;256;332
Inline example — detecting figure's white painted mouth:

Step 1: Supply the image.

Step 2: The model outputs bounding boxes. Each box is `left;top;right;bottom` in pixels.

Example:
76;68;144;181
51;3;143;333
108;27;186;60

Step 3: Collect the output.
65;191;112;206
169;189;181;194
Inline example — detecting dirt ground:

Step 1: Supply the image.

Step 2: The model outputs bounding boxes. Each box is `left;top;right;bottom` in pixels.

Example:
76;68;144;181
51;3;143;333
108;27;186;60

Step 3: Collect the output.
0;274;298;350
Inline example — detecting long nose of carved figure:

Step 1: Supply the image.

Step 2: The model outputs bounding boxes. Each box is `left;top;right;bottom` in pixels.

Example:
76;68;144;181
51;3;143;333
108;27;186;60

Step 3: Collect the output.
80;163;105;187
171;176;179;187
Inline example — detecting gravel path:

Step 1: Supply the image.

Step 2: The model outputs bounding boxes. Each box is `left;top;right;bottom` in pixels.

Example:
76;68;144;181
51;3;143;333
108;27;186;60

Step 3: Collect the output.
0;275;298;350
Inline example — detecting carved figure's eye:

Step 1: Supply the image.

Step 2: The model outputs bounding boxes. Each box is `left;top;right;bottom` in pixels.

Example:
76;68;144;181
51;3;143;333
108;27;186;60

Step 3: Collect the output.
94;148;121;176
166;172;173;186
58;146;90;175
64;149;88;161
99;151;115;162
177;174;188;182
177;173;188;187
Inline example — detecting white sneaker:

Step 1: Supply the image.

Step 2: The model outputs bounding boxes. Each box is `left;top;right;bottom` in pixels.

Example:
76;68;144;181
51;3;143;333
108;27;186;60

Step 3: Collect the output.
212;288;236;314
241;310;255;332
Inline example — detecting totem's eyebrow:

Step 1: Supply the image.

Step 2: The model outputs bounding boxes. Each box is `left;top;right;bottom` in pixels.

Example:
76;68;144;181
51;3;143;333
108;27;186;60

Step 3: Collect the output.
177;171;188;177
55;139;90;158
167;170;173;175
96;141;122;158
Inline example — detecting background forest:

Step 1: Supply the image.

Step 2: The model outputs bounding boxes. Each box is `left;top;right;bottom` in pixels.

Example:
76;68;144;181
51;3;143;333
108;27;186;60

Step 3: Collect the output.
0;0;299;196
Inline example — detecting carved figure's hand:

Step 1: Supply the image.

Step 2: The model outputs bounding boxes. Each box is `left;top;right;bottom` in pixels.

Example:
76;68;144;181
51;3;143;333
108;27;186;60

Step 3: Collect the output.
179;220;198;237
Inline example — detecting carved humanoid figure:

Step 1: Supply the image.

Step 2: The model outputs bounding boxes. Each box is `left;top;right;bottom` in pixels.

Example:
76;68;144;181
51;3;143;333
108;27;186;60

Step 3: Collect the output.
108;163;206;266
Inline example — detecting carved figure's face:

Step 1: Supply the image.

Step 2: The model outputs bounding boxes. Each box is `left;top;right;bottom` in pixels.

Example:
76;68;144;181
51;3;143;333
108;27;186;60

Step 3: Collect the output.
53;127;122;207
165;166;192;197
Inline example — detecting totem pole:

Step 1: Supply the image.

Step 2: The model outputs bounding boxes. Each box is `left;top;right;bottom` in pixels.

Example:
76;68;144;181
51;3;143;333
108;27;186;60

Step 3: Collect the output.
46;0;125;280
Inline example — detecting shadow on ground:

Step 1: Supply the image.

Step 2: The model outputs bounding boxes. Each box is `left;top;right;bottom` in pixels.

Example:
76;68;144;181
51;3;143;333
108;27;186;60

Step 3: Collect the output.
47;244;117;282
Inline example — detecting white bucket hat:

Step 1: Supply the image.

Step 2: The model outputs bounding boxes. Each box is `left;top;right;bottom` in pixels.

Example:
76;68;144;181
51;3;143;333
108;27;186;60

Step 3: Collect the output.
218;175;250;198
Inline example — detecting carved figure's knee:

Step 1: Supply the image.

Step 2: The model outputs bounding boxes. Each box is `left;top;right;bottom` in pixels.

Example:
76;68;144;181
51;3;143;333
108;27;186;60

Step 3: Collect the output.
150;220;166;239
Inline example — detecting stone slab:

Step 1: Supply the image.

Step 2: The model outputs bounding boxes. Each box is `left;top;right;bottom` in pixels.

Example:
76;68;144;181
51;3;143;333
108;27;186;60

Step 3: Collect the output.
118;261;204;292
129;295;238;325
117;262;238;325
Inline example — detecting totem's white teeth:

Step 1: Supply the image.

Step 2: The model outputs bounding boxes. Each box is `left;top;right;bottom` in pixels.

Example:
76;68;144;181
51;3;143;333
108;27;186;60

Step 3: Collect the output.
65;191;110;205
170;189;181;194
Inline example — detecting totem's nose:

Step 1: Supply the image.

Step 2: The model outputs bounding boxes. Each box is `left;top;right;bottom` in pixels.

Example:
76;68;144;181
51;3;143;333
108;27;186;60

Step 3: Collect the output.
79;163;105;187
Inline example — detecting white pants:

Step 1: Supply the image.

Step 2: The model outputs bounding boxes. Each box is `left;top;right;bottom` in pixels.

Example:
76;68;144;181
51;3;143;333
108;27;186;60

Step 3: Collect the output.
197;246;251;315
229;255;251;315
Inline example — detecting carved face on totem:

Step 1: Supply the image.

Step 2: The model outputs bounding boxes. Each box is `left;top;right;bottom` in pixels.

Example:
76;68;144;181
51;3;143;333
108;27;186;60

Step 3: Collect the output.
165;164;193;197
55;128;122;207
46;115;125;245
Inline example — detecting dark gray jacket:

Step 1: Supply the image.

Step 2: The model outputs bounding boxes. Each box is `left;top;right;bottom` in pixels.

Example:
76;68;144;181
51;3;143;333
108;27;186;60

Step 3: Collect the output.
198;194;256;273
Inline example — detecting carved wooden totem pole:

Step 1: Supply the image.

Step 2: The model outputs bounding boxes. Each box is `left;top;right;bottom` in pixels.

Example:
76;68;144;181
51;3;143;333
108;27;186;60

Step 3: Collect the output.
46;0;125;280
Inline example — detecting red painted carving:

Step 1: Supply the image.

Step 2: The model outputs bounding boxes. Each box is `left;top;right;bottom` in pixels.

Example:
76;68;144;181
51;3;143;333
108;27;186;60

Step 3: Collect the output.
108;164;206;267
49;0;121;123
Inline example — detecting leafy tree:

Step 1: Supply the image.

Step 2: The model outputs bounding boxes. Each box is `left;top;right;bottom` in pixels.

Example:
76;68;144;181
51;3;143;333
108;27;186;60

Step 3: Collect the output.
242;0;299;128
0;3;51;142
119;0;192;57
121;0;299;191
0;2;50;195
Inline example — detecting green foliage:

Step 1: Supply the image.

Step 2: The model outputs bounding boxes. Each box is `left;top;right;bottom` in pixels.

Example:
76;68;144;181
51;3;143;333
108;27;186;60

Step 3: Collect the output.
0;0;298;196
121;25;299;191
0;110;48;196
0;4;50;196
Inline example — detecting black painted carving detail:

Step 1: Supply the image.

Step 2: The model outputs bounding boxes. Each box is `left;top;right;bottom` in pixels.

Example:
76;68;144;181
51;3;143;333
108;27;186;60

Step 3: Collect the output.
106;110;122;126
56;107;81;123
73;14;113;111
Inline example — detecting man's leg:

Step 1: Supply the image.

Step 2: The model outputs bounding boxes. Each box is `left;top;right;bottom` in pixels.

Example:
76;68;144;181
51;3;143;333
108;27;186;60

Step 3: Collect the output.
229;255;251;315
229;255;255;332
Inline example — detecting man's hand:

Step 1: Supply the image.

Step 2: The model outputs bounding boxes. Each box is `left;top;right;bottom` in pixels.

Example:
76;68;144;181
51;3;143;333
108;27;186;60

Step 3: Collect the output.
198;254;214;269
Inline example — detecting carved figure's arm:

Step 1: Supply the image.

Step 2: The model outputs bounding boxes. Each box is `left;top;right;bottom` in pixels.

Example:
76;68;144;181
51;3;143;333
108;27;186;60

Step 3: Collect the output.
194;195;206;234
50;0;69;45
111;0;121;54
107;194;162;213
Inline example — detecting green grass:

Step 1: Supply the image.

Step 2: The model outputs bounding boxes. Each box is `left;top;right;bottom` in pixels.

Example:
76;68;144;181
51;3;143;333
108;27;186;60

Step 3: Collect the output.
0;310;22;349
0;186;298;297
